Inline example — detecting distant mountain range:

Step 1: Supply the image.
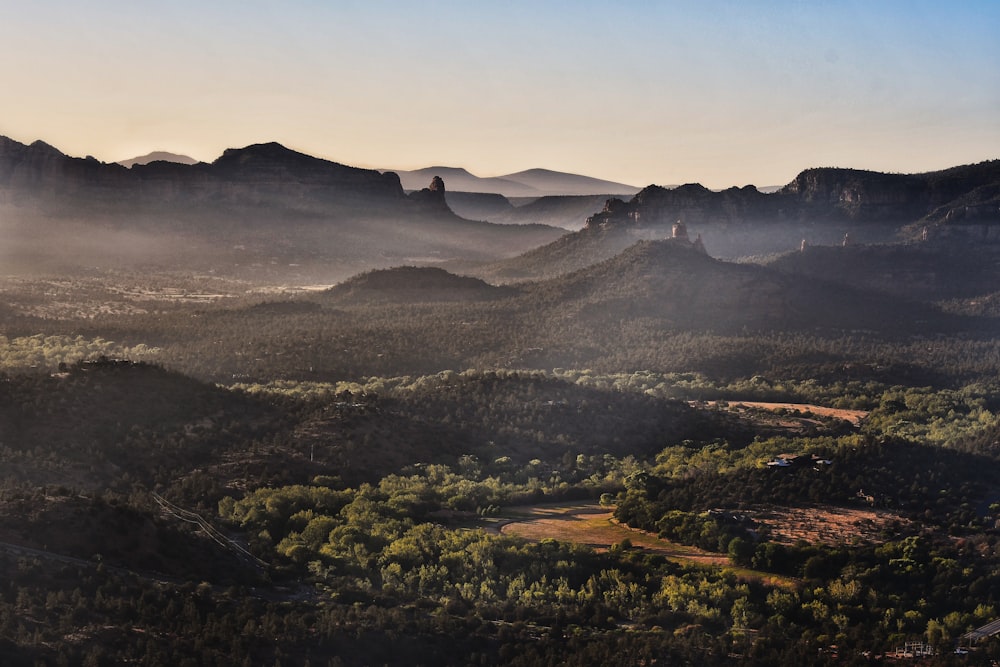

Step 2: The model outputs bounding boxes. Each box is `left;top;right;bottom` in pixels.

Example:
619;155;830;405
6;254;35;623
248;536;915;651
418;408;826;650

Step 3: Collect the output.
2;134;998;286
389;166;641;197
464;161;1000;278
584;163;1000;236
118;151;199;168
115;154;643;198
0;136;564;281
445;192;612;230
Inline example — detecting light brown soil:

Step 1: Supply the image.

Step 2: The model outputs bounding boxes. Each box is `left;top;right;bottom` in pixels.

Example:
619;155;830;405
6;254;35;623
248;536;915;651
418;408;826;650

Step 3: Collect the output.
495;503;729;566
697;400;869;426
748;504;909;545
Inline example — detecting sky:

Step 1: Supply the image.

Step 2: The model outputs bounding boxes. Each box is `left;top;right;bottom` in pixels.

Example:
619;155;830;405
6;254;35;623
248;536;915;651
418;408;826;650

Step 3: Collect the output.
1;1;998;189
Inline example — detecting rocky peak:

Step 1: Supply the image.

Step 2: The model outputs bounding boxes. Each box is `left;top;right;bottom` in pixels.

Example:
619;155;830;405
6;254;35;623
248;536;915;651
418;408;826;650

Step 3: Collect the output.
212;142;332;180
585;182;774;229
407;176;452;212
584;196;631;227
0;135;130;194
28;140;66;158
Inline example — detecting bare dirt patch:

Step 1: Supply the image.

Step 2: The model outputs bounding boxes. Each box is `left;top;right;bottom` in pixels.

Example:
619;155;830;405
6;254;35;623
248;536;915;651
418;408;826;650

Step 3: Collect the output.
748;504;910;545
495;502;729;567
695;400;868;427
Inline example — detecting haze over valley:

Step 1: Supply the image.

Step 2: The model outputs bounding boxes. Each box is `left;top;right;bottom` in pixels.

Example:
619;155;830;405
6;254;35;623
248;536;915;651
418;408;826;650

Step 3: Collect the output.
2;2;1000;665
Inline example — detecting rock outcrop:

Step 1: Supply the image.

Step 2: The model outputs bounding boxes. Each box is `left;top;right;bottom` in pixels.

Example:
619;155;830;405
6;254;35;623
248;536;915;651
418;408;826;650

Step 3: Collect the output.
583;161;1000;233
406;175;453;213
585;183;777;229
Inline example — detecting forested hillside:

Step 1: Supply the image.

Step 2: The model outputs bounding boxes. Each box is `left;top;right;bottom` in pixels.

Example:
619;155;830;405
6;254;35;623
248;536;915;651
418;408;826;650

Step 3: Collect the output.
2;196;1000;664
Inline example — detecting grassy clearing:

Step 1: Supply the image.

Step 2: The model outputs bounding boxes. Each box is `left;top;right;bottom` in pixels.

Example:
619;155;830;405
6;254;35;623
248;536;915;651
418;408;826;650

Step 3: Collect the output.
496;503;726;565
489;502;797;588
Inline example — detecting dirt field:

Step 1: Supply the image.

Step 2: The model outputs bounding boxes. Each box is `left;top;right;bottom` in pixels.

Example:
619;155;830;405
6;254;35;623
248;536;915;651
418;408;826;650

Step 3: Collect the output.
749;504;909;545
696;400;869;426
493;503;730;566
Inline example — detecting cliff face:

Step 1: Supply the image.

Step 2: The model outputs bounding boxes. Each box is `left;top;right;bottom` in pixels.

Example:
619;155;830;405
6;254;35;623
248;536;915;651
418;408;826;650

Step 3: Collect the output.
586;183;780;229
406;175;451;212
0;137;132;203
913;181;1000;242
781;168;924;221
208;142;404;200
584;161;1000;231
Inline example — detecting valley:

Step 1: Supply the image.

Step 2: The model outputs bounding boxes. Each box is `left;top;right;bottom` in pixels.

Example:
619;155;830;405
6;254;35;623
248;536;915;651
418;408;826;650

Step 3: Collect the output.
1;143;1000;666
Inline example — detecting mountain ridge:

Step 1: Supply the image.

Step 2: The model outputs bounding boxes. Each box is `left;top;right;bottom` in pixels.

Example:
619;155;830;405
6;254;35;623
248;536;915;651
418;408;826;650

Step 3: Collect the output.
0;136;566;281
390;165;641;197
514;238;953;335
118;151;199;168
467;160;1000;281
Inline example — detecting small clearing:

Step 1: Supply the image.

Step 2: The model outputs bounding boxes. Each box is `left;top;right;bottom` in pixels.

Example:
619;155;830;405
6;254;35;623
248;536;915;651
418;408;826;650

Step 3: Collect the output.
494;503;728;566
694;400;869;426
749;504;910;545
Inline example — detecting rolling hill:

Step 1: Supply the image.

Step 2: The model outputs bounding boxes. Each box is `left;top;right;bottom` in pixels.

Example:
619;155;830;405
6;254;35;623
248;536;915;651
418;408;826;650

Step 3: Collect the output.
764;241;1000;306
514;238;953;335
325;265;516;303
112;238;970;384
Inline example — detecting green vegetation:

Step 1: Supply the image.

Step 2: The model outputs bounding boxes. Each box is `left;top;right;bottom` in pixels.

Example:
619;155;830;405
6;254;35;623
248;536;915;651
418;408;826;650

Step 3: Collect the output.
3;261;1000;665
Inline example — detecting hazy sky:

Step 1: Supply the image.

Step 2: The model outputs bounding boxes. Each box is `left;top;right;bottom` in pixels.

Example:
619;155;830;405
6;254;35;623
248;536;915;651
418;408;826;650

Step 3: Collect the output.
2;1;998;189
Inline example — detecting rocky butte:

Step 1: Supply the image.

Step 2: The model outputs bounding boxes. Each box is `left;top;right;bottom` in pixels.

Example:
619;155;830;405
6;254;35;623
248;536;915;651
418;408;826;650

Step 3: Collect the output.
584;161;1000;239
406;175;451;212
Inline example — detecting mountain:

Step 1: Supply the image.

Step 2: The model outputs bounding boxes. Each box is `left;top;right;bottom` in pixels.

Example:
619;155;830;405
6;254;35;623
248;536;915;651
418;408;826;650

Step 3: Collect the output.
193;237;971;382
443;191;515;220
502;168;640;197
515;238;950;335
783;162;1000;225
471;160;1000;280
487;194;619;230
0;136;404;213
118;151;199;167
326;265;515;303
444;192;614;231
468;218;652;283
912;180;1000;242
390;165;640;197
764;242;1000;305
393;166;538;196
588;161;1000;234
0;136;565;281
0;359;275;490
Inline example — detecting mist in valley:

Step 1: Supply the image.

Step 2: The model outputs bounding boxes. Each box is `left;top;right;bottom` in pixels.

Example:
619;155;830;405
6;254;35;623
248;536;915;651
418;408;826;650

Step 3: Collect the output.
2;2;1000;665
3;145;1000;667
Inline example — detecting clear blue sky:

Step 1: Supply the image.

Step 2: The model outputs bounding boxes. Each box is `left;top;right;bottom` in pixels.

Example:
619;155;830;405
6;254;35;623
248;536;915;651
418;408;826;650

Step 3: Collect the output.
1;1;997;188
